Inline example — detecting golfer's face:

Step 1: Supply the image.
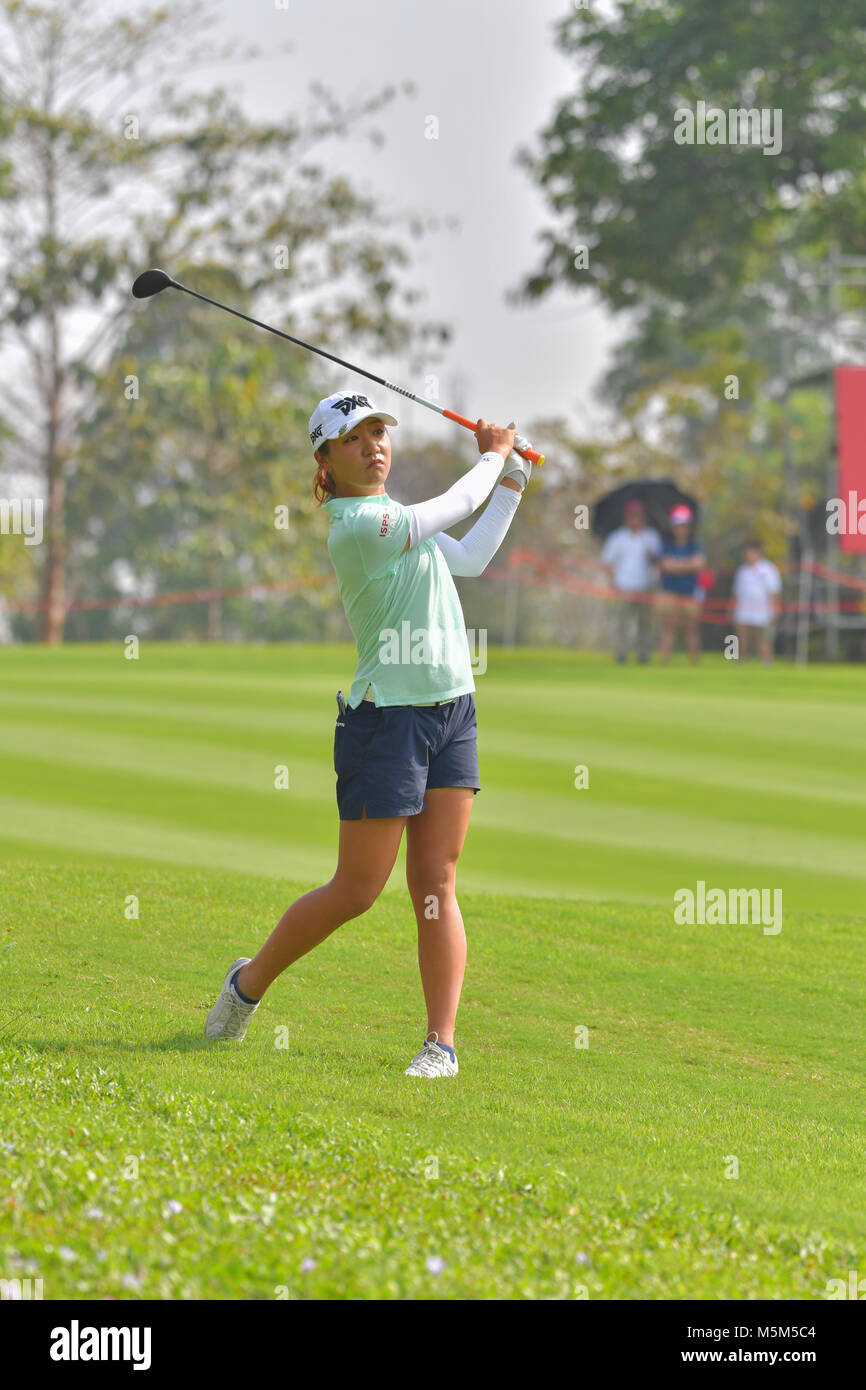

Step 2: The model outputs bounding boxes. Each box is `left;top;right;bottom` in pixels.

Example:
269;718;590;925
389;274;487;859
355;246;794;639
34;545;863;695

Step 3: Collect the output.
673;523;690;542
325;417;391;495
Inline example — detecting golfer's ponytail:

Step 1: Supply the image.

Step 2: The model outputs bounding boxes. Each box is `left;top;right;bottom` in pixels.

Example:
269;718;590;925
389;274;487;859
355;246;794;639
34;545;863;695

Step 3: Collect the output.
313;440;336;505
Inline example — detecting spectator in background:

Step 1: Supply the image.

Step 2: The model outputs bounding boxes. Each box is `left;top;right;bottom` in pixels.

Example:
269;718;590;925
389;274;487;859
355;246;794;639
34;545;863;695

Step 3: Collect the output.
658;504;705;665
601;498;662;663
733;539;782;665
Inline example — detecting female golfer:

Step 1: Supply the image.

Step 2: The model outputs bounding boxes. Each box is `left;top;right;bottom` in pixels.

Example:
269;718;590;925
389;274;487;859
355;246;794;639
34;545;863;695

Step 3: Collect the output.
206;389;532;1077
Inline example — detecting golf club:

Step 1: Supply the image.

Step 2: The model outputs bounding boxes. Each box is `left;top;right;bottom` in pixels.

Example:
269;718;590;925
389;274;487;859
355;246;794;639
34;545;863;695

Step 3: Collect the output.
131;268;545;465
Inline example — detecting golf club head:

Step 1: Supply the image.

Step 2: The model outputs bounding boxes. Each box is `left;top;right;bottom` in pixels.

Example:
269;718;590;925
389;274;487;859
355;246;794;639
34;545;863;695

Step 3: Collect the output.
131;268;175;299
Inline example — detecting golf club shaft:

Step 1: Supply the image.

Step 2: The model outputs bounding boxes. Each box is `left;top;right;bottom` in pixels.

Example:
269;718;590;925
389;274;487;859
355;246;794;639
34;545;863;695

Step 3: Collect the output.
167;279;544;466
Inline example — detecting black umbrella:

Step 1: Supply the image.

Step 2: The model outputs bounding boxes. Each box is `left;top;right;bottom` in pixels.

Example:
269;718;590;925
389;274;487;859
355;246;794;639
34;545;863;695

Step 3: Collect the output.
592;479;701;540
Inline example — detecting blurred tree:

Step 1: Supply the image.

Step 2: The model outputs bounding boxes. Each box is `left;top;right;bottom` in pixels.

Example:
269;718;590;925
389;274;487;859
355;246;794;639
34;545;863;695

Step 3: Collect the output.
513;0;865;622
0;60;17;468
515;0;866;310
0;0;449;642
65;262;329;642
597;292;835;569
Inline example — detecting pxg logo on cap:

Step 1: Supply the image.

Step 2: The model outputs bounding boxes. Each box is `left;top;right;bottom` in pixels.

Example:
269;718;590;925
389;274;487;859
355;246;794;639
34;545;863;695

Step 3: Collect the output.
308;390;398;449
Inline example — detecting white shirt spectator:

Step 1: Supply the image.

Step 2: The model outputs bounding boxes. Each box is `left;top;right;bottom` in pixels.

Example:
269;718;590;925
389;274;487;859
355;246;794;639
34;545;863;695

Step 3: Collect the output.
733;558;781;626
601;526;662;592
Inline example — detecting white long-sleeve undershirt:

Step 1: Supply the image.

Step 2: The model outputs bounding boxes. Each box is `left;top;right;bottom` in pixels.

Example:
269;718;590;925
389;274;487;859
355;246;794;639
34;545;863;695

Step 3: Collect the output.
433;482;522;577
406;451;505;549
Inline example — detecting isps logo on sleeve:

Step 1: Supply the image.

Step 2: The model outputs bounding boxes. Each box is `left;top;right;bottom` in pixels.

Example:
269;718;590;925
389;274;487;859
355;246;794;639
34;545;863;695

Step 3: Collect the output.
379;510;392;537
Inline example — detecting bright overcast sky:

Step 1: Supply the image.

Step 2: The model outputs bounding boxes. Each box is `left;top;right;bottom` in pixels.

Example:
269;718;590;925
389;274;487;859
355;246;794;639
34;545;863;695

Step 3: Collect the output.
196;0;624;446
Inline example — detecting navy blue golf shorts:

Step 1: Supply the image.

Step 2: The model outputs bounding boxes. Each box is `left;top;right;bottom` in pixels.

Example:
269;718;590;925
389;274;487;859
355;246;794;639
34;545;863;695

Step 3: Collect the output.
334;693;480;820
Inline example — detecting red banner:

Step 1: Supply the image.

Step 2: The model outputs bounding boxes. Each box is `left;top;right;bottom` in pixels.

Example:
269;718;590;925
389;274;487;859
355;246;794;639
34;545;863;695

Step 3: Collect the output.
835;366;866;555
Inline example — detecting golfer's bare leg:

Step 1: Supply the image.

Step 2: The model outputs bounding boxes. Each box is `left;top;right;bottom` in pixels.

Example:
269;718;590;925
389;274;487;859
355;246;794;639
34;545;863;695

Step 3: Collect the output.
405;787;475;1050
237;809;407;999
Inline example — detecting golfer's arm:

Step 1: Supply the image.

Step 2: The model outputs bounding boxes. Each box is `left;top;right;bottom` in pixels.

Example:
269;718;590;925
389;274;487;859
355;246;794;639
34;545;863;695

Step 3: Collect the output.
401;452;505;553
432;480;523;577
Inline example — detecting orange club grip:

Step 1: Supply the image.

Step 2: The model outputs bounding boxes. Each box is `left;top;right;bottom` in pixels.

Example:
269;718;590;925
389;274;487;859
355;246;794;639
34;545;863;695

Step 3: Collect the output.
442;408;545;466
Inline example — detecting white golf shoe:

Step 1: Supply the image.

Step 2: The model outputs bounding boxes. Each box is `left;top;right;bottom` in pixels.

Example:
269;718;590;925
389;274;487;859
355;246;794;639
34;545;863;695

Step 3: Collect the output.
404;1031;459;1077
205;957;260;1040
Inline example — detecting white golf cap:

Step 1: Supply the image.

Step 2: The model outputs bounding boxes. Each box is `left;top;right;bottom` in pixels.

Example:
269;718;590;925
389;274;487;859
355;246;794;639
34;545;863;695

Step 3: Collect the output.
308;389;398;451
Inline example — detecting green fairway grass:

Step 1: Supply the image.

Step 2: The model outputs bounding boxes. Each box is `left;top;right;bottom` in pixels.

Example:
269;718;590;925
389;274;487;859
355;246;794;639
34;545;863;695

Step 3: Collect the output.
0;643;864;909
1;644;864;1298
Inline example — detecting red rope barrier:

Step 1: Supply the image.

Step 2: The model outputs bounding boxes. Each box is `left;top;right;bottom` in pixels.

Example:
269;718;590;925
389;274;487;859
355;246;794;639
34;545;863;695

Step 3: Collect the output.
3;548;863;621
4;572;334;615
488;552;866;624
801;558;866;591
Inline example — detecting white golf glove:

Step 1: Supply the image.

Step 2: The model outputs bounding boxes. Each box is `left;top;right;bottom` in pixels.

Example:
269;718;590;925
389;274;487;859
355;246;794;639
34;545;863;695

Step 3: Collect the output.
502;427;533;490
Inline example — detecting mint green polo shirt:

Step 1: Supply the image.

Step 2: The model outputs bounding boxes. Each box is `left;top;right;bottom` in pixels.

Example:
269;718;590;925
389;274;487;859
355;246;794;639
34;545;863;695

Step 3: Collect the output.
323;493;476;708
